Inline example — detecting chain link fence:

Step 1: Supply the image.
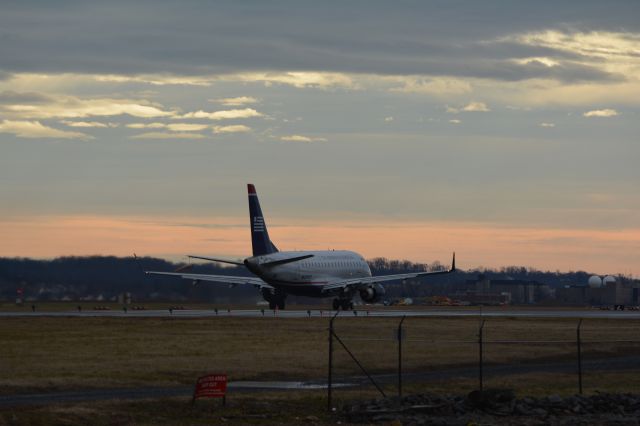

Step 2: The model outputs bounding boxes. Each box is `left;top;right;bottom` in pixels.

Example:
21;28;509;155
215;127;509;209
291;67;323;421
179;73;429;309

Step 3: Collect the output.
326;313;640;410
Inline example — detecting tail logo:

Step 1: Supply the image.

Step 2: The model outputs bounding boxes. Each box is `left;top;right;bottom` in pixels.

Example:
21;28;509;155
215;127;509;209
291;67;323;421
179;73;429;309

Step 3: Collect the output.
253;216;265;232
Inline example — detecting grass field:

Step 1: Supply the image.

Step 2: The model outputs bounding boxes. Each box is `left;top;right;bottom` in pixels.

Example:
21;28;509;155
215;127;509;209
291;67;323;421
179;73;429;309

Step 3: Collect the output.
2;312;640;391
2;308;640;424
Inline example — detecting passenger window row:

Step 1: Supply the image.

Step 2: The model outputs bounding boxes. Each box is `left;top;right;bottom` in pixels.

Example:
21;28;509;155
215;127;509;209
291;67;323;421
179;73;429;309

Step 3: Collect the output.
302;261;360;269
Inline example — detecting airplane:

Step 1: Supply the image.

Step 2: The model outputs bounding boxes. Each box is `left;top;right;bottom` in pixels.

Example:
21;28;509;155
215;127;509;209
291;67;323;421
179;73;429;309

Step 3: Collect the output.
145;184;455;310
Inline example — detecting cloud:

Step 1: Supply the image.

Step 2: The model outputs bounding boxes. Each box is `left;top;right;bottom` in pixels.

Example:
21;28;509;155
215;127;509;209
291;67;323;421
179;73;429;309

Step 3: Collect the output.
446;101;490;113
0;90;51;104
0;120;91;139
539;122;555;127
130;132;205;140
583;109;618;117
449;119;462;124
166;123;209;132
514;57;560;68
126;122;166;129
213;125;251;134
215;96;258;106
61;120;116;128
391;77;473;95
94;74;213;86
489;30;640;88
384;116;394;122
462;101;490;112
181;108;263;120
482;78;640;107
2;95;176;119
229;72;356;89
280;134;327;143
513;31;629;59
1;2;639;86
128;122;209;131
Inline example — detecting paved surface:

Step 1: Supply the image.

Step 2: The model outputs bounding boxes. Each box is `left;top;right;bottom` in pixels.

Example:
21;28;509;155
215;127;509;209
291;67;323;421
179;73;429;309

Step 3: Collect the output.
0;381;352;407
2;308;640;319
2;356;639;407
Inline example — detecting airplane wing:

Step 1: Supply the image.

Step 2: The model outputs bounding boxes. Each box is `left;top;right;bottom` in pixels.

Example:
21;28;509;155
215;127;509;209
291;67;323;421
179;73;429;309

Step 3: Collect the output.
321;269;451;292
187;255;244;266
322;253;456;293
145;271;274;289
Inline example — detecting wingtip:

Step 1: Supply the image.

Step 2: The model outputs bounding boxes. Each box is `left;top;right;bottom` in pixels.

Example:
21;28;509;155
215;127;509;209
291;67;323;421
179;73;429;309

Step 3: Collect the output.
247;183;256;194
451;251;456;272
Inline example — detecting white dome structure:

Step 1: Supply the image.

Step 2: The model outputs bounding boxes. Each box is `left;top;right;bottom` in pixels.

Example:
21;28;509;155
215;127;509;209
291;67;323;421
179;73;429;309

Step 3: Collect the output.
588;275;603;288
603;275;617;286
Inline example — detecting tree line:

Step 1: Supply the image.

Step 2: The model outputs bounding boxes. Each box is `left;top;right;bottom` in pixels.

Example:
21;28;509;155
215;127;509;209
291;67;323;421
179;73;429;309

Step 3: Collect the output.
0;256;632;303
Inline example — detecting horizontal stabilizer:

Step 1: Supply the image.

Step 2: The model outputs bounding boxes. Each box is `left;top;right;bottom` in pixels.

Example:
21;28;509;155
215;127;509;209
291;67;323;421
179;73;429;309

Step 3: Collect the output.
260;254;314;267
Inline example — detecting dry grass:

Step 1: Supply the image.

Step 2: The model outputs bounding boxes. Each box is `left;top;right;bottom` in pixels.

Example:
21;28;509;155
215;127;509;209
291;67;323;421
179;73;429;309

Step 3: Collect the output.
1;315;639;395
1;313;640;426
1;316;327;392
332;316;640;376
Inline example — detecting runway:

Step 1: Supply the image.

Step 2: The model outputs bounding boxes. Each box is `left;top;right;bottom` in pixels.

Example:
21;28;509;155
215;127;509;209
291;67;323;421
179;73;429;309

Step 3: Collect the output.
2;307;640;319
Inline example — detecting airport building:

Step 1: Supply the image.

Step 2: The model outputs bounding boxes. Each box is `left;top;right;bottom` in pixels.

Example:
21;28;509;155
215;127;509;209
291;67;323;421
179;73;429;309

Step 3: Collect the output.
555;276;640;307
453;275;552;305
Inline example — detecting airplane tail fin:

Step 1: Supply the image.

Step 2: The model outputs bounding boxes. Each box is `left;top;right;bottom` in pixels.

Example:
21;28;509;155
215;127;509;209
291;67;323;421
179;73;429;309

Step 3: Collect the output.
248;184;278;256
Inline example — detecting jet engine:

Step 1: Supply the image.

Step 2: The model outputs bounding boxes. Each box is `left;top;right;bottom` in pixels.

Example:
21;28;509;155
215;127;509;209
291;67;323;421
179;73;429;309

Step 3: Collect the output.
359;284;385;303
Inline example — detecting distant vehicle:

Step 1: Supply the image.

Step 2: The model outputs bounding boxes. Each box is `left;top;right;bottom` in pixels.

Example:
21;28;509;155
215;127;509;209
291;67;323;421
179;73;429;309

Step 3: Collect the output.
425;295;459;306
145;184;455;310
390;297;414;306
596;305;637;311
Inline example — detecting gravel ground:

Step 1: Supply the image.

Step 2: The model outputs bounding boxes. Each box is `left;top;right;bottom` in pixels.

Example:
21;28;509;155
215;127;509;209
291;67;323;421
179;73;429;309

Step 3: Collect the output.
344;391;640;425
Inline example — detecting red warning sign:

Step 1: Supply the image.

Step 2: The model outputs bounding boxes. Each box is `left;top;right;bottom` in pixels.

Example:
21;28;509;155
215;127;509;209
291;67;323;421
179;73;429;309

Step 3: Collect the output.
193;374;227;401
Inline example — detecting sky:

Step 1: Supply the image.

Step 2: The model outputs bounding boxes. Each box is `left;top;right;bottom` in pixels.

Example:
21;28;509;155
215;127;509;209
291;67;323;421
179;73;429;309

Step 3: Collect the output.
0;1;639;276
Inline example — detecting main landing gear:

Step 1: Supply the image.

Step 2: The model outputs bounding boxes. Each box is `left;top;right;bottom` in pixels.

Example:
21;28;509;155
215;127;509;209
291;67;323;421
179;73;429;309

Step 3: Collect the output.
263;288;285;310
332;298;354;311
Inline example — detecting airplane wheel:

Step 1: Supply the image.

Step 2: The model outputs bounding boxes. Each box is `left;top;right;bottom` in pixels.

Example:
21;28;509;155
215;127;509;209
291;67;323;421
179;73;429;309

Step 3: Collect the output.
332;299;340;310
340;300;352;310
269;301;277;310
277;300;285;310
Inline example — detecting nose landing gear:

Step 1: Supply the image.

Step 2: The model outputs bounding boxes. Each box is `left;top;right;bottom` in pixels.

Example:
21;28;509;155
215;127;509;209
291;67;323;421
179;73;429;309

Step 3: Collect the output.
268;299;285;310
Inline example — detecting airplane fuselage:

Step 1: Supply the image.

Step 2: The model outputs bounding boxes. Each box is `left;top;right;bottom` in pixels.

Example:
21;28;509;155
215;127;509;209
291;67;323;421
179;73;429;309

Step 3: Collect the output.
245;250;371;297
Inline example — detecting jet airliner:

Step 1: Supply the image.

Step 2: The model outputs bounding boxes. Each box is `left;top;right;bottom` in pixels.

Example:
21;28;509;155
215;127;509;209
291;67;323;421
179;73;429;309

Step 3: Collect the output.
146;184;455;310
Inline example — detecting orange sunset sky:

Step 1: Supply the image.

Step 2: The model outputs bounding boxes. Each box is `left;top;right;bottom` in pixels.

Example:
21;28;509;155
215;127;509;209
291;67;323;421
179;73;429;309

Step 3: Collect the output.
1;214;638;276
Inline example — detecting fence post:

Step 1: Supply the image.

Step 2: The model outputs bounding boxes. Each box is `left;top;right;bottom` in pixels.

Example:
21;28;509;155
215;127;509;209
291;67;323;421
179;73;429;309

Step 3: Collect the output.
332;332;387;398
577;319;583;395
398;315;406;399
328;311;339;412
479;319;485;391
